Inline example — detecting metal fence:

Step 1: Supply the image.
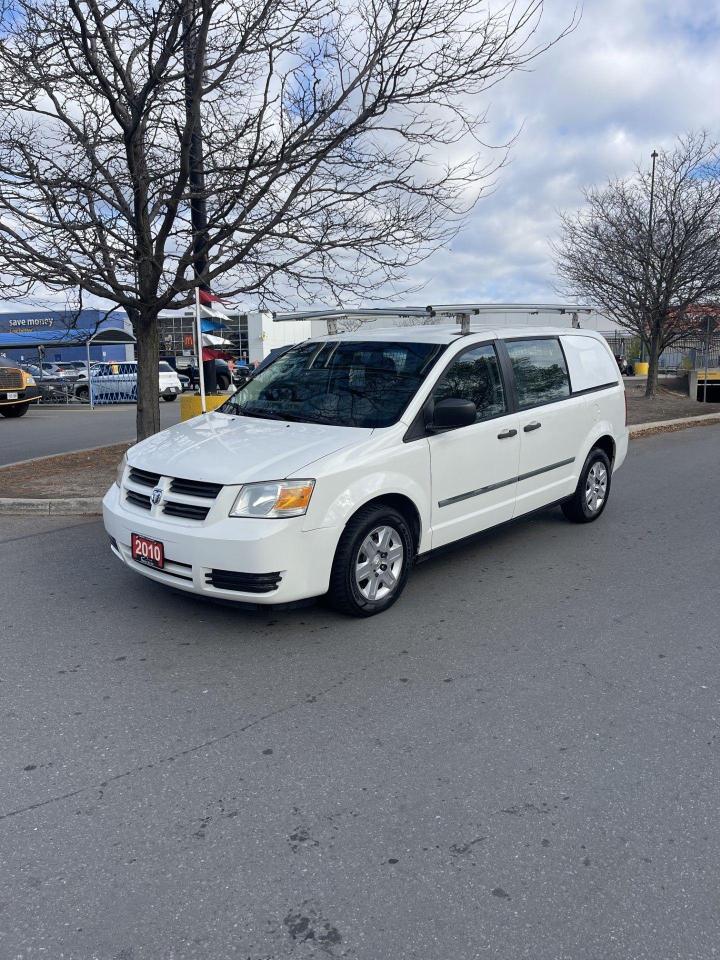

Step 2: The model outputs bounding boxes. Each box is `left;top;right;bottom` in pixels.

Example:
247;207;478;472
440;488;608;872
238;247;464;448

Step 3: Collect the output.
88;363;138;404
602;332;720;371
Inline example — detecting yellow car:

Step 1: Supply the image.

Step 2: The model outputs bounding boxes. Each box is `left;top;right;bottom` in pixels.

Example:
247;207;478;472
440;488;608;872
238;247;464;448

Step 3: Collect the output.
0;356;40;417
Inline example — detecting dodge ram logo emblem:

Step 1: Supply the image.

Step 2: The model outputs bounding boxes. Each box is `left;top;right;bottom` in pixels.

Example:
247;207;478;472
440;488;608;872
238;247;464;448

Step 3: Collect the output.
151;486;163;506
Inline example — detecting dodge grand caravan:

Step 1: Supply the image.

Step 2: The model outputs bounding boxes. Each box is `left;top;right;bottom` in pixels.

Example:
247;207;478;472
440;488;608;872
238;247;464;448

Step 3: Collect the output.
103;326;628;616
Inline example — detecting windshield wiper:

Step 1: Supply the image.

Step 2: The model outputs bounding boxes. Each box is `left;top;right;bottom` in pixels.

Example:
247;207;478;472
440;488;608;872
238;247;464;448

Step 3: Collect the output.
236;407;295;422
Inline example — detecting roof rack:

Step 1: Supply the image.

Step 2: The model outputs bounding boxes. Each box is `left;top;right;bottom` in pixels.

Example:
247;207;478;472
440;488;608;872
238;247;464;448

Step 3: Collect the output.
272;303;595;336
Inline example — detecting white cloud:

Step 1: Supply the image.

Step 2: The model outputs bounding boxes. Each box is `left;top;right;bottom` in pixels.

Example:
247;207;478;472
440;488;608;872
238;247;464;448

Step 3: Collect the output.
398;0;720;304
9;0;720;313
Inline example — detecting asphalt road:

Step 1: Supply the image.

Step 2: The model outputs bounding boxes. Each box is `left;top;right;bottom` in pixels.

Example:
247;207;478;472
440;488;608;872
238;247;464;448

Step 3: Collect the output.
1;427;719;960
0;403;181;466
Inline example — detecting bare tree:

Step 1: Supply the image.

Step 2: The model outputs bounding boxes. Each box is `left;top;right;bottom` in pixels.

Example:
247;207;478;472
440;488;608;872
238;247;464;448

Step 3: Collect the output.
555;133;720;397
0;0;573;438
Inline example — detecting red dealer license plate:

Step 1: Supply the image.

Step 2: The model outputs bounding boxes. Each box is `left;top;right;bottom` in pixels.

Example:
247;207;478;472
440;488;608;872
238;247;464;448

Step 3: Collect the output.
131;533;164;569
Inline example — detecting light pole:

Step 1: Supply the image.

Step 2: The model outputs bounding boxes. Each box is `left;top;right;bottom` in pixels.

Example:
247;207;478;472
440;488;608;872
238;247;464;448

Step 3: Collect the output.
640;149;658;368
182;0;216;405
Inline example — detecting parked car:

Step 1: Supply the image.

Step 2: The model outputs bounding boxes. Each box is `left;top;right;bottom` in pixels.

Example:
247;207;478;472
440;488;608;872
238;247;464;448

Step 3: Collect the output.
231;362;251;389
75;361;182;402
614;354;634;376
38;361;76;379
187;358;234;391
105;326;628;616
55;361;85;380
0;356;40;417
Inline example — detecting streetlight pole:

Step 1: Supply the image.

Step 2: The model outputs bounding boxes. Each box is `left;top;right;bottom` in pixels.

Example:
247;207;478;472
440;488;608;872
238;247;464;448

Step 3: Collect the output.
182;0;216;407
640;149;658;370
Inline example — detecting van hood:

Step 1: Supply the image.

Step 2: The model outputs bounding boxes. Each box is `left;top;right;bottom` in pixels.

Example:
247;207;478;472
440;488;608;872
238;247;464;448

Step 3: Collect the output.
128;411;372;484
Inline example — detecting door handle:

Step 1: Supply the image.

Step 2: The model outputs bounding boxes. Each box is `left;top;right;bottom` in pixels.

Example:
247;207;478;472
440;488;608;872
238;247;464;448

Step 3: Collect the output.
523;421;541;432
497;428;517;439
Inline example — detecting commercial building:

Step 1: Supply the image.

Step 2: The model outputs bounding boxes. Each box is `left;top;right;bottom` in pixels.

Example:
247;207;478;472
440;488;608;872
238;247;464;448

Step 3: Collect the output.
0;309;134;364
157;309;322;366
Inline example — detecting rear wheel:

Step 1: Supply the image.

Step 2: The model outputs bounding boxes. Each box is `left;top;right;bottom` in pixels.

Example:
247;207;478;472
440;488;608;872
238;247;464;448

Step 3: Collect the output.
217;375;230;391
75;385;89;403
327;504;414;617
0;403;30;418
162;394;177;402
561;448;612;523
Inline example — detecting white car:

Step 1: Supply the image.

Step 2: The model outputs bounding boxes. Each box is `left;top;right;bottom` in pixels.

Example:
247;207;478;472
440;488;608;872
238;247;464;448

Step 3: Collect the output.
104;326;628;616
76;361;183;402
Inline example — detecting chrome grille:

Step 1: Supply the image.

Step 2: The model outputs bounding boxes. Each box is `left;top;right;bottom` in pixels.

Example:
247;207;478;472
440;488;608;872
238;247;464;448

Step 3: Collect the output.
169;477;223;499
124;466;223;522
129;467;161;488
0;368;23;390
126;489;151;510
162;501;210;521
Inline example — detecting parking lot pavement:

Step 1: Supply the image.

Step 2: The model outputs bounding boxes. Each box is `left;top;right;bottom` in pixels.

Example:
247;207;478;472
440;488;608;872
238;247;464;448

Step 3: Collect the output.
1;427;719;960
0;403;181;466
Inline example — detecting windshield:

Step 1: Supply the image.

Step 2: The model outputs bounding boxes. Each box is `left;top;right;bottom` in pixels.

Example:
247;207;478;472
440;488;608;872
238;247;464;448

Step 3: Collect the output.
221;340;445;428
159;362;174;372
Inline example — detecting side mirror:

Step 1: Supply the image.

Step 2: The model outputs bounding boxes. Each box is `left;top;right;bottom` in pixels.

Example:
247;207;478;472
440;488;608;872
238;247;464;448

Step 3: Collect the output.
429;397;477;431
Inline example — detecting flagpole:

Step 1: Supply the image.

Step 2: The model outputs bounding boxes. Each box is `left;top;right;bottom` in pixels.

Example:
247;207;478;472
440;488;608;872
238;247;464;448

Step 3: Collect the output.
195;285;207;413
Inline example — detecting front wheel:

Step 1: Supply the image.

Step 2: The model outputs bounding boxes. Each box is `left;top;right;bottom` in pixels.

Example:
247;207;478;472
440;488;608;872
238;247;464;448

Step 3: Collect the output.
327;504;414;617
561;448;612;523
162;394;177;402
0;402;30;418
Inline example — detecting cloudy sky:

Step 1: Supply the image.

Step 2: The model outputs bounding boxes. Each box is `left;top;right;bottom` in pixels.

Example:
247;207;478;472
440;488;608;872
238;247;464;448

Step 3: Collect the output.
14;0;720;314
399;0;720;306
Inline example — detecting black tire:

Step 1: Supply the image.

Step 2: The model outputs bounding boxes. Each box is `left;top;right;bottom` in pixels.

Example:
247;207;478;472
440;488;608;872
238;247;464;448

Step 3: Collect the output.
162;394;177;402
75;386;89;402
217;375;230;391
561;448;612;524
1;402;30;418
327;504;414;617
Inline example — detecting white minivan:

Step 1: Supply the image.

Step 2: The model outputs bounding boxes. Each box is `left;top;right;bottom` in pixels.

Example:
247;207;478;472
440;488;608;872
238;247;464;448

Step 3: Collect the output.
103;326;627;616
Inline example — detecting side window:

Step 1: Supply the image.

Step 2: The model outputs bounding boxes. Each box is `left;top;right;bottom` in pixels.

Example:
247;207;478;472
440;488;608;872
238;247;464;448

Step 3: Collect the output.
505;338;570;409
561;335;619;392
432;343;507;421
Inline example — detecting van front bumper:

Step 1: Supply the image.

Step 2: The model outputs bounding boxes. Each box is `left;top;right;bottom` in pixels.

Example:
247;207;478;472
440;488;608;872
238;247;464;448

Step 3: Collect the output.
102;483;339;605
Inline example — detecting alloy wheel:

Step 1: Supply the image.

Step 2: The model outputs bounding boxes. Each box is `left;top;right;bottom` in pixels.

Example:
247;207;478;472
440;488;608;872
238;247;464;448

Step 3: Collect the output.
354;525;404;602
585;461;608;514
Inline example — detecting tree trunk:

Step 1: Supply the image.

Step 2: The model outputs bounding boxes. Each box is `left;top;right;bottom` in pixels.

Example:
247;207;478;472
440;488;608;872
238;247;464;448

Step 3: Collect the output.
133;311;161;440
644;329;661;398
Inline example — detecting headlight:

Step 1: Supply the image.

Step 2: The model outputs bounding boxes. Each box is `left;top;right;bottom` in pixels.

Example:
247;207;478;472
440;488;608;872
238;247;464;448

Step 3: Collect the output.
115;452;128;488
229;479;315;518
21;371;35;386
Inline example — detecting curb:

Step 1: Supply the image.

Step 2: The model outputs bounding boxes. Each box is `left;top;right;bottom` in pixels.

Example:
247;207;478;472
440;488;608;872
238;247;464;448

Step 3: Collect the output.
629;412;720;438
0;497;103;516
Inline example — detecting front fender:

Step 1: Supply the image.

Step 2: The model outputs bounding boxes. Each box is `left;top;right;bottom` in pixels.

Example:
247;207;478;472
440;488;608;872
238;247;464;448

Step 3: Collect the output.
302;441;432;553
